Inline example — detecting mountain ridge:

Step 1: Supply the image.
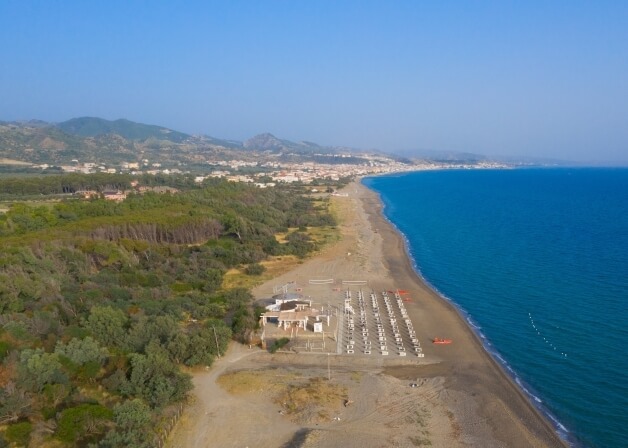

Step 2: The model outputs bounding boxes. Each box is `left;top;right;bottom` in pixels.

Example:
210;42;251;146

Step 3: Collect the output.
0;117;378;167
243;132;331;154
56;117;190;142
0;116;553;168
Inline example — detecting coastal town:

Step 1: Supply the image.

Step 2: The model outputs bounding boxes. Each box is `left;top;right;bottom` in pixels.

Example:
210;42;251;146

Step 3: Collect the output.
30;154;509;186
38;155;508;203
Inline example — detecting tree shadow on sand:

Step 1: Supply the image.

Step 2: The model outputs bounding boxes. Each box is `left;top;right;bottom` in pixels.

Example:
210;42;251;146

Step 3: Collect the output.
280;429;312;448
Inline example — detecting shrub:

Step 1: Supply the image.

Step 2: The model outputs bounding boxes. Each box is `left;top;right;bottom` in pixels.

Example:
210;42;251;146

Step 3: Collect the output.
56;404;113;443
269;337;290;354
0;341;11;362
244;263;266;276
5;421;32;446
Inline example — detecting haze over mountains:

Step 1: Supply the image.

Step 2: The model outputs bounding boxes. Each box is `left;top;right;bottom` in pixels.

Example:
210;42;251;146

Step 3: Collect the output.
0;117;379;166
0;116;574;168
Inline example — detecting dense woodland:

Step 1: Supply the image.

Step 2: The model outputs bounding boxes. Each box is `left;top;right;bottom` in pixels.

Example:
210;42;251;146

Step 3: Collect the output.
0;175;339;447
0;173;200;199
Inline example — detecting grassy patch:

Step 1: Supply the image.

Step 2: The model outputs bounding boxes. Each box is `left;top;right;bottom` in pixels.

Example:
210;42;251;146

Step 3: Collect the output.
328;195;346;223
216;368;302;396
221;255;301;289
217;370;277;395
408;406;432;446
274;228;296;244
307;226;340;247
275;377;348;420
409;436;432;446
221;268;249;289
414;407;431;427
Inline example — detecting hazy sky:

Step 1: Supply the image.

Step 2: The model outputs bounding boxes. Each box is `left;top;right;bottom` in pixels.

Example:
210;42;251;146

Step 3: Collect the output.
2;1;627;163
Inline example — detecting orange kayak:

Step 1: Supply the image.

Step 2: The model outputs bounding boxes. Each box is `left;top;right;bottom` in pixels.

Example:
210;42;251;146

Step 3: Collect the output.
432;338;453;344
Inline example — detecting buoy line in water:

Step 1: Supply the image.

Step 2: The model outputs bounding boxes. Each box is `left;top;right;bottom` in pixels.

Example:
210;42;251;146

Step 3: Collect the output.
529;313;567;358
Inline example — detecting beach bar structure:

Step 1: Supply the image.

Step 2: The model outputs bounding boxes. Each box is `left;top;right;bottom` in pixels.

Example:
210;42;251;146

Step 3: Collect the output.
260;310;311;329
260;297;330;331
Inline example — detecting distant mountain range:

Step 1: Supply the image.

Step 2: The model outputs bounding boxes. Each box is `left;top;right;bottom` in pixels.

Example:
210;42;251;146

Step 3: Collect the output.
395;148;582;167
0;117;377;167
0;116;568;169
402;149;490;164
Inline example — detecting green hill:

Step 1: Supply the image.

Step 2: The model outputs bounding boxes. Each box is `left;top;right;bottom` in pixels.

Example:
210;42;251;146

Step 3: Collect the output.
243;132;327;154
0;118;389;168
57;117;190;142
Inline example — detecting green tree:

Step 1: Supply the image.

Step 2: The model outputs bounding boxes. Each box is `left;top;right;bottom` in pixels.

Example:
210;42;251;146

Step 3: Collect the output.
126;315;177;353
166;332;190;364
99;399;153;448
113;399;151;429
56;404;113;444
222;212;249;242
55;336;108;365
85;306;128;348
124;342;192;408
42;383;70;409
17;348;67;392
183;320;231;366
202;268;223;293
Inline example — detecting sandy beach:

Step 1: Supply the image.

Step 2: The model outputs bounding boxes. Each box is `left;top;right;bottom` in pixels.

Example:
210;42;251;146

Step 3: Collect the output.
168;181;566;448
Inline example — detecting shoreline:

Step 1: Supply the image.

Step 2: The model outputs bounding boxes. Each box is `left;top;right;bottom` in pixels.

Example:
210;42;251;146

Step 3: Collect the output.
358;179;567;447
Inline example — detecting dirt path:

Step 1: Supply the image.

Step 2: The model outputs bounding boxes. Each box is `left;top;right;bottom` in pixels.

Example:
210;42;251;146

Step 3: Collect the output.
168;343;302;448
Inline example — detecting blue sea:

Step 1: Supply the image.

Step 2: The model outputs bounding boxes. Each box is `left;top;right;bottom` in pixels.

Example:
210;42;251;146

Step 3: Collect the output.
363;168;628;448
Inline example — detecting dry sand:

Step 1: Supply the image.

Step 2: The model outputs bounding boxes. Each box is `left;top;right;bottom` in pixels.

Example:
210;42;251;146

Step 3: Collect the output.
168;181;566;448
